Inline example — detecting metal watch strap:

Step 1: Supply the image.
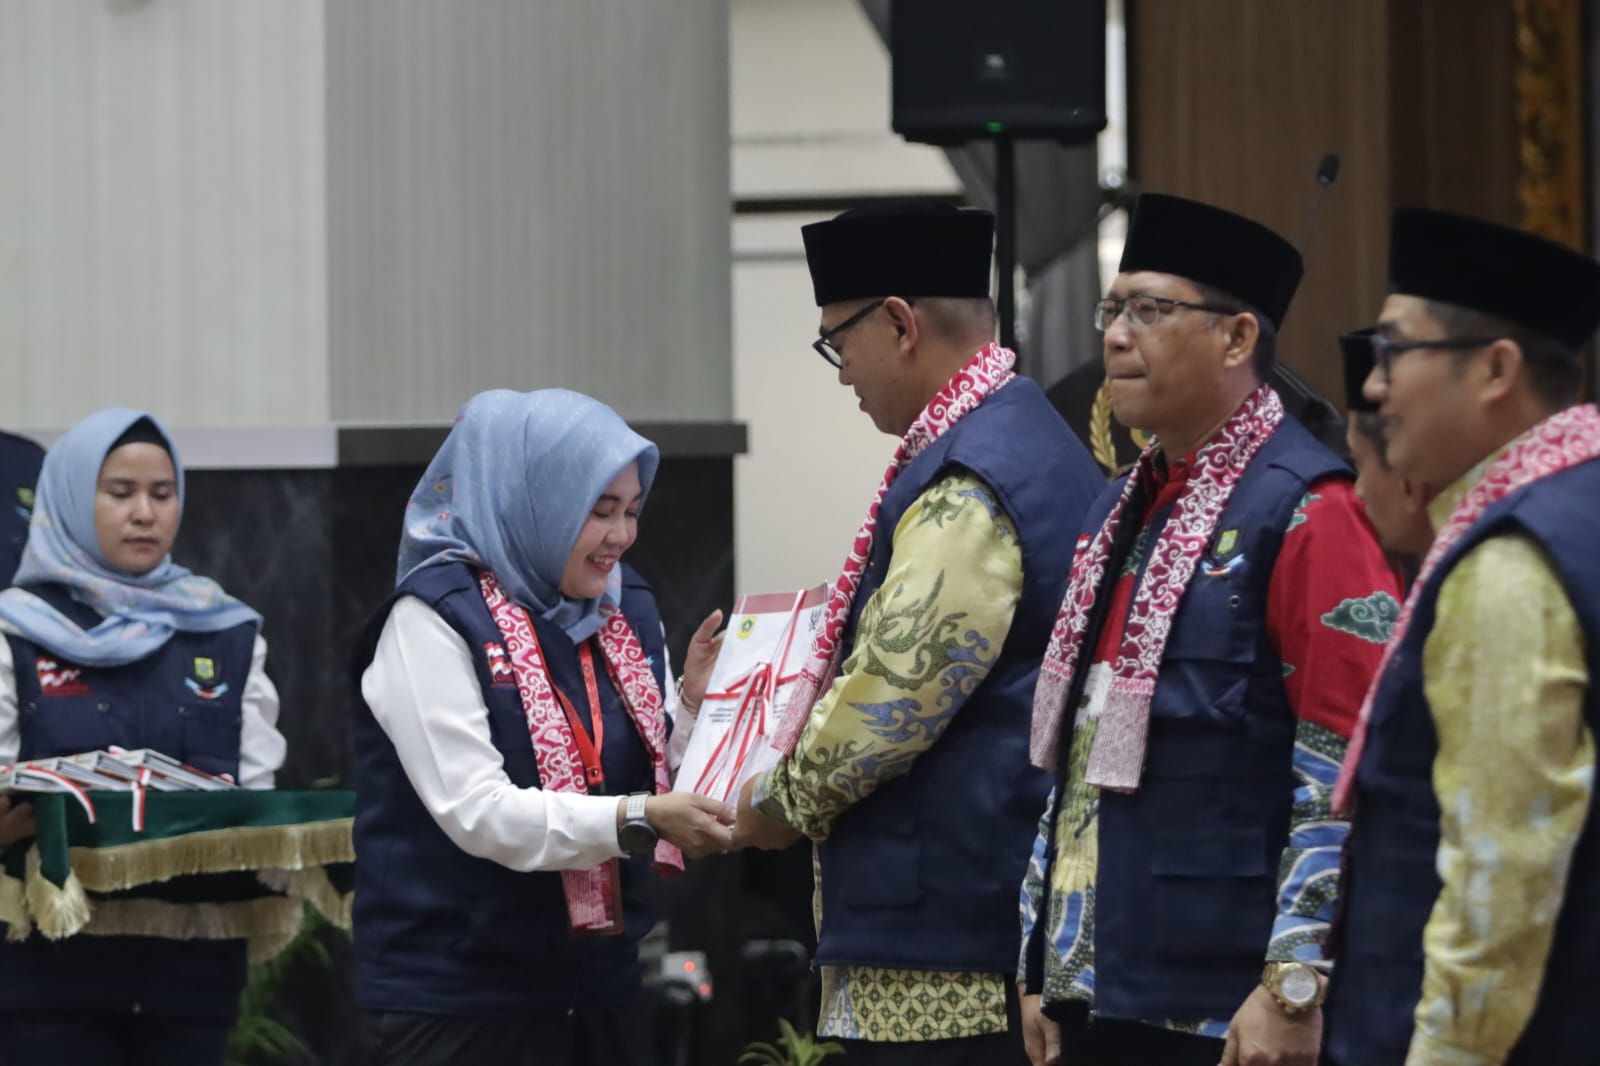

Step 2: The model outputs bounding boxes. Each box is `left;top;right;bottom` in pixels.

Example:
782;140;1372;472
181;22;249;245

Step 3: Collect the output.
626;792;650;822
1261;962;1324;1014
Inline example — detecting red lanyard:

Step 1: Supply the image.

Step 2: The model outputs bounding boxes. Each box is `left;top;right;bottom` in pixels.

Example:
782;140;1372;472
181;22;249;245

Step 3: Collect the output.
550;642;606;793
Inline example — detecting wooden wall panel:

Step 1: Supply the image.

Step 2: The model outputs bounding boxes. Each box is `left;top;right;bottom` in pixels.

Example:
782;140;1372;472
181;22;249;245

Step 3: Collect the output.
1129;0;1521;405
1387;1;1520;223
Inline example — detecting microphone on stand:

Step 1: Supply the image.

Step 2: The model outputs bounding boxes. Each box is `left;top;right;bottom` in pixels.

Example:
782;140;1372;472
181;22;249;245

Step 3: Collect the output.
1298;152;1342;254
1270;152;1348;453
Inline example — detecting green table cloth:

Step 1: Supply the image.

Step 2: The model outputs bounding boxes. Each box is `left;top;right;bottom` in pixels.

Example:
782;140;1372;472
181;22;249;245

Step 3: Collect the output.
0;790;354;961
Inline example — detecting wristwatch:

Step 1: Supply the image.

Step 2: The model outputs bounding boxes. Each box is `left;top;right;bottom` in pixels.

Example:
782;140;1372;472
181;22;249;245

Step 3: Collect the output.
1261;962;1325;1015
617;792;659;855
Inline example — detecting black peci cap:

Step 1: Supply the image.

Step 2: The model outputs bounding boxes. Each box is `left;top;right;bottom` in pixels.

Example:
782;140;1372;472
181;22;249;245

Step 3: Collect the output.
801;201;995;307
1118;193;1304;328
1388;208;1600;352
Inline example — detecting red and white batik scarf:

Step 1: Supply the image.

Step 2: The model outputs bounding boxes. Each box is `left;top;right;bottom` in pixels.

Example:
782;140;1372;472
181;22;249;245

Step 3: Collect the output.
478;570;683;932
1331;402;1600;812
1029;384;1285;791
772;342;1018;754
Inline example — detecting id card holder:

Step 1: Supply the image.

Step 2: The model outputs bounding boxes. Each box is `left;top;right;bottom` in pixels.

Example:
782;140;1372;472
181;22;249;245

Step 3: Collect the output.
575;859;627;938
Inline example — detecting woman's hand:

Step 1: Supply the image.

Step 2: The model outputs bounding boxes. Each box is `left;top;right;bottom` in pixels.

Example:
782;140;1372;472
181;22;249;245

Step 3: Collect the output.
677;609;726;713
0;795;36;848
643;792;735;859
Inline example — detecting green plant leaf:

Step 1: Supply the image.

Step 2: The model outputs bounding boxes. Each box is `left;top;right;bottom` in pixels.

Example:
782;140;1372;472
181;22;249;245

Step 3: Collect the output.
224;902;340;1065
737;1041;785;1066
739;1018;846;1066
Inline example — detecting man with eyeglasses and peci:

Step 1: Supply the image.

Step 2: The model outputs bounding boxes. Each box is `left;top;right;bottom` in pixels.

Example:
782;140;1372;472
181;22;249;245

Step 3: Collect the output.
1018;194;1399;1066
729;200;1103;1066
1338;328;1435;578
1321;209;1600;1066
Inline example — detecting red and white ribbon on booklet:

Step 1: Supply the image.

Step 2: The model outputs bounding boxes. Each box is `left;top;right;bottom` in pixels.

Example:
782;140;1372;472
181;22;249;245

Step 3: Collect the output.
131;767;152;832
676;584;827;803
13;767;97;825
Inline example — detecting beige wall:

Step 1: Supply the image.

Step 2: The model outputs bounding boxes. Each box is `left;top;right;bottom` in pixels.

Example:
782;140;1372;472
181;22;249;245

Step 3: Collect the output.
730;0;958;592
2;0;733;438
732;217;891;594
731;0;956;199
0;1;329;429
327;0;732;424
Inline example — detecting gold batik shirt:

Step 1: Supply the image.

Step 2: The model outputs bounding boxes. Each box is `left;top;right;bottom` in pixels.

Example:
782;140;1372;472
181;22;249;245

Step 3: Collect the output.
1406;464;1594;1066
754;470;1024;1042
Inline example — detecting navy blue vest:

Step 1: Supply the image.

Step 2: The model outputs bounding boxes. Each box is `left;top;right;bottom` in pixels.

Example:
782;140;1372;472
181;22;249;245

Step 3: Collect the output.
0;583;259;1019
0;431;44;587
351;561;670;1015
1029;416;1350;1019
1324;458;1600;1066
813;376;1104;973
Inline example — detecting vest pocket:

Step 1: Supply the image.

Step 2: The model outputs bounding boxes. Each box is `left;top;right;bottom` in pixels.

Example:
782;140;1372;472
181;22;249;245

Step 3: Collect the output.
826;782;925;908
1150;827;1270;877
1162;571;1260;665
177;702;243;779
21;696;119;759
1149;826;1275;960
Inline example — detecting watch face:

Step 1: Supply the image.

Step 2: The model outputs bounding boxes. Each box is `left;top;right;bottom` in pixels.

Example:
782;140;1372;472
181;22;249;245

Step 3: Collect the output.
1281;965;1320;1006
618;821;658;855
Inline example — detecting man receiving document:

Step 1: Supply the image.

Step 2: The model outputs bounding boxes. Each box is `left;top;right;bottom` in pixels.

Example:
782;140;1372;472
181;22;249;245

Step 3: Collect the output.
731;201;1104;1066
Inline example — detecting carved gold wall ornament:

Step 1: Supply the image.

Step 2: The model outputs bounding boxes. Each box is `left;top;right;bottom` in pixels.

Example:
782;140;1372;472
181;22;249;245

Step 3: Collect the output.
1090;378;1119;474
1088;378;1152;477
1513;0;1587;249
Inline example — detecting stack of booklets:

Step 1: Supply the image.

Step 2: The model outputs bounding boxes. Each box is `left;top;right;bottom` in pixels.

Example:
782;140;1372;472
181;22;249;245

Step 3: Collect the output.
0;748;238;793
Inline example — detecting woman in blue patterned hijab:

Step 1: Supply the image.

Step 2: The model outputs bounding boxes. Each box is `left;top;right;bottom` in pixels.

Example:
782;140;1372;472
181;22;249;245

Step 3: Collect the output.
353;388;734;1066
0;410;285;1066
395;388;660;641
0;408;259;666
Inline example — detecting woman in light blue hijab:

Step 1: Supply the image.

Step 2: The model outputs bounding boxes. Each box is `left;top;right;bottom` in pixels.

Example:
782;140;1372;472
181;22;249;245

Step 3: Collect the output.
0;408;286;1066
0;408;261;663
352;389;731;1066
395;388;665;643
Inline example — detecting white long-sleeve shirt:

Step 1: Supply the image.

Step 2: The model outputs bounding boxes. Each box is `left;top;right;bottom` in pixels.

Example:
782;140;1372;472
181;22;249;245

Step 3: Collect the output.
0;631;286;789
359;596;696;874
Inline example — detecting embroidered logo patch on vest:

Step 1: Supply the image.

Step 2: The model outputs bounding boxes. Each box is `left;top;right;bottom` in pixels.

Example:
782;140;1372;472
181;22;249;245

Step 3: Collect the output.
1216;529;1240;556
15;487;33;511
185;657;229;700
36;657;90;697
484;642;515;686
1204;553;1246;578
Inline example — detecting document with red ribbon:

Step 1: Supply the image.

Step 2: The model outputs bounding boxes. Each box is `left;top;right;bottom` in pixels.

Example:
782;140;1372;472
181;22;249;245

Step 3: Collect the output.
674;584;827;803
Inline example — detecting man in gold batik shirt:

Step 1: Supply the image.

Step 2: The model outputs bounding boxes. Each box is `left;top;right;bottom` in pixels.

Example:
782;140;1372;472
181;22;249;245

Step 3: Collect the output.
1323;208;1600;1066
730;201;1105;1066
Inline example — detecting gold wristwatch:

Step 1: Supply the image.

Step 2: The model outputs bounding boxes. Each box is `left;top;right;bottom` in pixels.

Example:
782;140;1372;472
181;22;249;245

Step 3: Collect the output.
1261;962;1325;1016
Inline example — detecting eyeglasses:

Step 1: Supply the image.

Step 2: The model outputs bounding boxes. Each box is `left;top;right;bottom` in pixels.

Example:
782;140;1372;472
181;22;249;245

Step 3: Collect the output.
813;298;894;368
1093;293;1239;332
1367;333;1501;382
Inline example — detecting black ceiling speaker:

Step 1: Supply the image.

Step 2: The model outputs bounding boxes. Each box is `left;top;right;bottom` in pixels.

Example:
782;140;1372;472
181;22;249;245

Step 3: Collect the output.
890;0;1108;146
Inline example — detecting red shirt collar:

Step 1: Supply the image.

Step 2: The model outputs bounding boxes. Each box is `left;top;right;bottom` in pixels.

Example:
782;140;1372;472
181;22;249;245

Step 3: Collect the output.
1148;445;1202;489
